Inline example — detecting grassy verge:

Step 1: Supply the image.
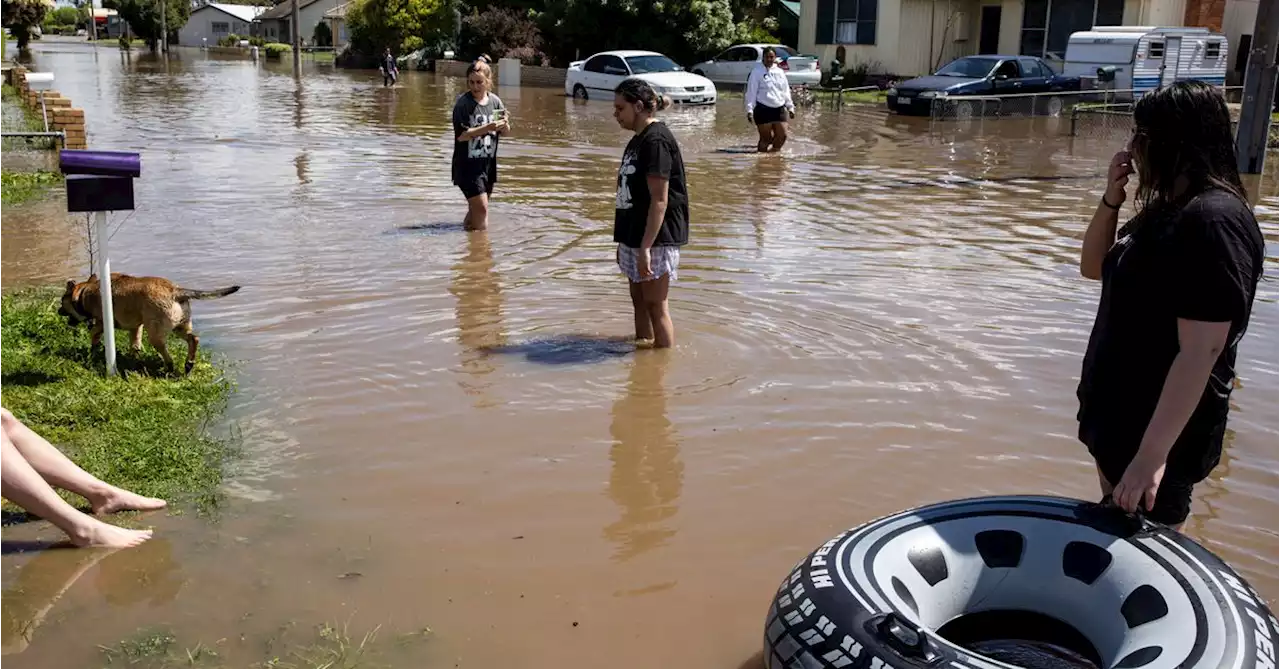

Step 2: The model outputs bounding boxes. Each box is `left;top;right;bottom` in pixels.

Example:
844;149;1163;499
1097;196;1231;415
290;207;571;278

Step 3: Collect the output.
843;89;887;105
1;169;62;204
97;620;432;668
304;50;336;63
0;289;236;513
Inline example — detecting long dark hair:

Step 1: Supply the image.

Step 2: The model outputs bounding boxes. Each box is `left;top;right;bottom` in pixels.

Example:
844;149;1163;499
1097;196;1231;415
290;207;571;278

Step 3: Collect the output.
1131;81;1246;211
615;78;671;113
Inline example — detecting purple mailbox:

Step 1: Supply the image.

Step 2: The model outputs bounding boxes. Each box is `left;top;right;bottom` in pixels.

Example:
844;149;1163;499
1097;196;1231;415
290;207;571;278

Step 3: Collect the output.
59;150;142;377
59;150;141;212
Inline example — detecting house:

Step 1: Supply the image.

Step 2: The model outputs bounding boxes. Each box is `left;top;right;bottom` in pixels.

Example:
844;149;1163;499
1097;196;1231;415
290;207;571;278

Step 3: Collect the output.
255;0;343;45
798;0;1258;78
177;3;264;45
322;1;349;49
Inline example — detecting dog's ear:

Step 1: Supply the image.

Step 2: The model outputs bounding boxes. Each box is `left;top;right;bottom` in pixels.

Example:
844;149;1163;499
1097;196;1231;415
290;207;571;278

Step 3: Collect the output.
88;273;97;281
65;280;77;293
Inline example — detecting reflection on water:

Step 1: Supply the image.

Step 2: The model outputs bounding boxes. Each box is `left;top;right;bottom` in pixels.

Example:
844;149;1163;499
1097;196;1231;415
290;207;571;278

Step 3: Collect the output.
0;40;1275;669
451;231;506;406
606;351;683;561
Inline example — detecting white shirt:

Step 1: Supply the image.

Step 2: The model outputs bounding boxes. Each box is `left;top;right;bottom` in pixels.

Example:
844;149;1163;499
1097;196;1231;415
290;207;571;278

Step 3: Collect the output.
745;63;795;114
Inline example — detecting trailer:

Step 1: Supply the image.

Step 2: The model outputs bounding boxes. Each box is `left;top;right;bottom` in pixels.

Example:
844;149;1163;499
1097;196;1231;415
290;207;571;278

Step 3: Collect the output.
1064;26;1228;99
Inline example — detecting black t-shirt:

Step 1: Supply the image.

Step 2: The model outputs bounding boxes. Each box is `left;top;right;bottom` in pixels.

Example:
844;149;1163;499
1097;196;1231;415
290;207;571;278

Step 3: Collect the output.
451;92;504;186
613;121;690;248
1077;188;1265;474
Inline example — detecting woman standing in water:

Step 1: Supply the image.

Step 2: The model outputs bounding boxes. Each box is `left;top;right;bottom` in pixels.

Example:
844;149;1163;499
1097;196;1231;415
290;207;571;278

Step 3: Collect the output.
452;59;508;231
612;79;689;349
1077;81;1264;530
745;46;795;153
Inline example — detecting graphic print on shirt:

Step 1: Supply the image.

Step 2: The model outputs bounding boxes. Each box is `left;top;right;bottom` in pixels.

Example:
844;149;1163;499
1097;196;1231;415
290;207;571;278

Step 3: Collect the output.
616;150;637;210
467;110;497;159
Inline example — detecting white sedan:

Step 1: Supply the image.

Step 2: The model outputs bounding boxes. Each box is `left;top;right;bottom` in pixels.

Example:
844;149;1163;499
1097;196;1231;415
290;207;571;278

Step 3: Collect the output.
690;44;821;87
565;50;717;106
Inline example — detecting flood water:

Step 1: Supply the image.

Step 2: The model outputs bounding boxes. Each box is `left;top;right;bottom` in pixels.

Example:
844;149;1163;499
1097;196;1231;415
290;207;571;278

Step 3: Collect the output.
2;42;1277;668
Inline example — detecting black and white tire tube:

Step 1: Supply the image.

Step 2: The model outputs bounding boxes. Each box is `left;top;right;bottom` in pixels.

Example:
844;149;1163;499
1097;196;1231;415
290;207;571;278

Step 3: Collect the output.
764;495;1279;669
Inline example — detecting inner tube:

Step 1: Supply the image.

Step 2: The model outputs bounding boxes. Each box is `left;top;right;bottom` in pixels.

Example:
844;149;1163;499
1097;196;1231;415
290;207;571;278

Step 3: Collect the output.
764;495;1278;669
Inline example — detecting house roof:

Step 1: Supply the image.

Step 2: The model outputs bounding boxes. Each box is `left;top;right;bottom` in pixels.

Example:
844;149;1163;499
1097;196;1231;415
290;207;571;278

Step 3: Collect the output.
322;1;349;19
257;0;327;21
197;3;266;22
779;0;799;17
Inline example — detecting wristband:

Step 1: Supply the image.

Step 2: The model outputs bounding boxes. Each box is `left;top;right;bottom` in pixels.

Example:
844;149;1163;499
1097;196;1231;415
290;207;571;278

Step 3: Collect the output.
1101;194;1122;210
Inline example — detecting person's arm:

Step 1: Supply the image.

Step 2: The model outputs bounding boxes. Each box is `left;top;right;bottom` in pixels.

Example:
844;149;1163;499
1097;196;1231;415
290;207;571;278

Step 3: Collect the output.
784;72;796;113
745;67;760;116
1081;150;1132;280
645;138;675;250
455;104;497;142
1112;201;1254;514
495;98;510;136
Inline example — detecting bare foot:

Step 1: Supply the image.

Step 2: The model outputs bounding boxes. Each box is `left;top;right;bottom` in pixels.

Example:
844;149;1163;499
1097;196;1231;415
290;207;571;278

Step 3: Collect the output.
89;487;167;516
69;517;153;548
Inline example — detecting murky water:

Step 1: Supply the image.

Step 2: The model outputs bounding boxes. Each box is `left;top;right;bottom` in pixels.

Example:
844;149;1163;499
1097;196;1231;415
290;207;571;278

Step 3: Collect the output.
3;42;1276;668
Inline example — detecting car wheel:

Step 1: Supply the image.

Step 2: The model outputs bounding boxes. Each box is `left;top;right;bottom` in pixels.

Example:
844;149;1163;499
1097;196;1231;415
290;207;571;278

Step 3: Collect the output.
1046;95;1064;116
572;84;588;101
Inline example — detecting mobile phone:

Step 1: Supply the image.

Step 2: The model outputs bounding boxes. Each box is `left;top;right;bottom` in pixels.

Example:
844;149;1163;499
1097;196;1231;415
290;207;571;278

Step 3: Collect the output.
494;109;508;122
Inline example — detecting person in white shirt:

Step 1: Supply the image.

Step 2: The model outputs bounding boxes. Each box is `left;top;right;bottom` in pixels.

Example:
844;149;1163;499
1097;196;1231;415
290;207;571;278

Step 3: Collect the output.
745;47;796;153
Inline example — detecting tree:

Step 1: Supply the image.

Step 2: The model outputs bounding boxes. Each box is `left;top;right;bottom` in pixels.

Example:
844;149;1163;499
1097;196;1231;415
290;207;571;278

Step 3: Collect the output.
102;0;190;51
346;0;457;55
313;20;332;46
2;0;49;51
459;6;544;64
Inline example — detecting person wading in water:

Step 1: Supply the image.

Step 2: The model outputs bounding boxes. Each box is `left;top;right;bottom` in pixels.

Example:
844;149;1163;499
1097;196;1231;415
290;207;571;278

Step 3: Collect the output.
611;78;689;349
451;58;508;231
745;46;796;153
1077;81;1265;531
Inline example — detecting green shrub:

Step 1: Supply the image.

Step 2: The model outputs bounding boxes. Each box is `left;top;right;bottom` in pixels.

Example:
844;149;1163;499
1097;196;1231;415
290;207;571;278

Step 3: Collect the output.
263;42;291;58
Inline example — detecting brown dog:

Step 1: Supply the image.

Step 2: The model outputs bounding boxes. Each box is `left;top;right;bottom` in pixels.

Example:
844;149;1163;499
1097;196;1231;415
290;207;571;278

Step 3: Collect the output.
59;273;240;374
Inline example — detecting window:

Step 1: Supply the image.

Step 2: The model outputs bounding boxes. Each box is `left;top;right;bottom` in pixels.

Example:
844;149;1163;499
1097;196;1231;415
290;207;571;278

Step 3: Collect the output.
1018;58;1048;77
1020;0;1123;60
1148;41;1164;59
719;46;755;62
625;55;682;74
993;60;1020;79
815;0;878;46
1205;41;1221;59
772;45;798;58
212;21;229;35
584;55;626;74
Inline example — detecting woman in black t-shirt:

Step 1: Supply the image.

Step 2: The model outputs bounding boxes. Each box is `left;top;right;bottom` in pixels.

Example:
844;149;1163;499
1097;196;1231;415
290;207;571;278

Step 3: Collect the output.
611;78;690;349
1077;81;1264;529
451;59;508;231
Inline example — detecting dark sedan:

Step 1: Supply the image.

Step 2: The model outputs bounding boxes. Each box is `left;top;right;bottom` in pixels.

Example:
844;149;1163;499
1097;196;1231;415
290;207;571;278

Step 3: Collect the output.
887;55;1082;117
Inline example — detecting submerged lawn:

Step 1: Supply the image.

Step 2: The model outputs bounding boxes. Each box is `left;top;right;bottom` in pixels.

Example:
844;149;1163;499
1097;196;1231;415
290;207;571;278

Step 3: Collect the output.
0;288;236;512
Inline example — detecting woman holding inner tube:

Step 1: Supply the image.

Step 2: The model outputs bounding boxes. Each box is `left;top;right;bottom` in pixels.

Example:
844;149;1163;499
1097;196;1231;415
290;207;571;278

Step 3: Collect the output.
1077;81;1265;530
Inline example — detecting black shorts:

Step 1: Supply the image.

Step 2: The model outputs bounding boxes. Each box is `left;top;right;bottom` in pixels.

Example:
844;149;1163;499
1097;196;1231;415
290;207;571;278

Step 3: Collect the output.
456;169;496;200
753;103;786;125
1083;420;1225;525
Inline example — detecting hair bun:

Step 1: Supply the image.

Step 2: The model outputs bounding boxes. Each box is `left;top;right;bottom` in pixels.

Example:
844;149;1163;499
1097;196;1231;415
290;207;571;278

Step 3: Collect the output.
659;95;672;111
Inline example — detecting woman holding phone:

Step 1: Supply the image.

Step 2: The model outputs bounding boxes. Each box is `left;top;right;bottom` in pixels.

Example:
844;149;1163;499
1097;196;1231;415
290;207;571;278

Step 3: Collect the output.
452;58;509;231
1076;81;1264;530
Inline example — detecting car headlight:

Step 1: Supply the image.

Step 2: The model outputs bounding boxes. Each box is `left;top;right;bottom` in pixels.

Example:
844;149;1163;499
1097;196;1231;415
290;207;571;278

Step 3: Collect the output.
887;87;898;97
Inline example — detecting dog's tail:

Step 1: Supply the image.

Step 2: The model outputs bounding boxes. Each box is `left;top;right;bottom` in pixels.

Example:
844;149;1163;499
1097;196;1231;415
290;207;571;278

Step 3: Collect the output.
176;285;241;301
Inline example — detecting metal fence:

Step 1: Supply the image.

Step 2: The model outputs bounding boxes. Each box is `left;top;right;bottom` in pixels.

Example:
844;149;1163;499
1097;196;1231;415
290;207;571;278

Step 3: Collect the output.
929;85;1248;131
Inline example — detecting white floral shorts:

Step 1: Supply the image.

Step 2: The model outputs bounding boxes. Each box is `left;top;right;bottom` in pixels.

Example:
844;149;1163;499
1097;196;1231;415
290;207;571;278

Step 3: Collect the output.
617;244;679;283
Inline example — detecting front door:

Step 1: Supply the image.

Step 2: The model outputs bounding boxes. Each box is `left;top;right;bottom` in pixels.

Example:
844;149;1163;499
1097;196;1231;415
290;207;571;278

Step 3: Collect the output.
1160;36;1182;87
979;6;1001;54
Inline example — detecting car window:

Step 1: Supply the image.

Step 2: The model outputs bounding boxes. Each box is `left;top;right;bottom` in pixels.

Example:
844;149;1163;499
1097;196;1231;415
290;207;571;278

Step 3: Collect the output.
935;57;999;77
714;48;736;62
994;60;1021;79
1018;58;1045;77
584;55;609;73
603;55;629;75
772;45;797;58
625;55;683;74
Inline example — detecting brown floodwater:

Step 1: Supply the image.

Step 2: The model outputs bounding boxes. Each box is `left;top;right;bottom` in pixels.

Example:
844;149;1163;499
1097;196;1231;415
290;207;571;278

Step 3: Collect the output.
2;42;1276;668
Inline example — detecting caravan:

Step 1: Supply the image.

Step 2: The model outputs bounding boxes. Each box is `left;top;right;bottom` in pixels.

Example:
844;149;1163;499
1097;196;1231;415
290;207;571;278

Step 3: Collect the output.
1064;26;1228;99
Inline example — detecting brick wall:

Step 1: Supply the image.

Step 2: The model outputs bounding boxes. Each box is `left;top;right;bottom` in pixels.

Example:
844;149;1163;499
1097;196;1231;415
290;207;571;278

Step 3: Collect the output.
1184;0;1226;32
433;59;568;89
6;66;87;149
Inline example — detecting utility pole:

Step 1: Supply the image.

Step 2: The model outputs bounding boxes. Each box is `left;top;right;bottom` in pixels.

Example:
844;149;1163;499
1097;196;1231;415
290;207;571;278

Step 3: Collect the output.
159;0;167;53
1235;0;1277;174
89;0;98;41
290;0;301;73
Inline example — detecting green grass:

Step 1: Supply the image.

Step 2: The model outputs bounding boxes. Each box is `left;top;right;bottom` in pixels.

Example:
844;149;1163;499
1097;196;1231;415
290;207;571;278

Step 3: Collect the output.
93;620;432;668
1;169;63;204
0;289;236;512
843;89;887;105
